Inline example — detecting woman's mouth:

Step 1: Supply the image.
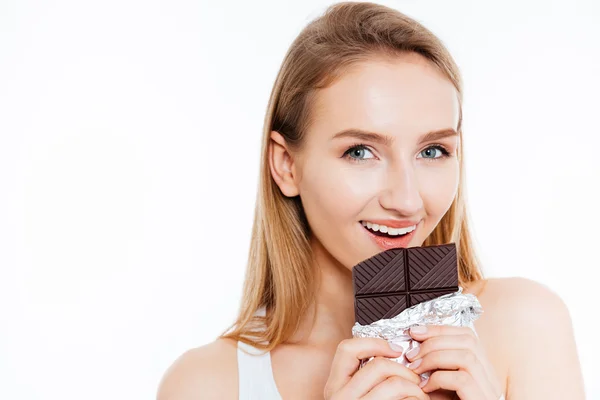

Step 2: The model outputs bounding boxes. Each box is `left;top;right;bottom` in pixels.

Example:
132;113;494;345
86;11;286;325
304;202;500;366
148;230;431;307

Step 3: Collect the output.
360;220;418;250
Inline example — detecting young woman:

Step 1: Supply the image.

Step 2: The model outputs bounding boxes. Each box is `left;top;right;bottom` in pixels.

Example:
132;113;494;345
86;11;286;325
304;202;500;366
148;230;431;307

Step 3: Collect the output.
158;2;585;399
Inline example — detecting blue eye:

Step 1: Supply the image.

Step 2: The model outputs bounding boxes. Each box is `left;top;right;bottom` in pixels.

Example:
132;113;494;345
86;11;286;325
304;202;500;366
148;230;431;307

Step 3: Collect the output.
343;144;375;162
419;145;450;160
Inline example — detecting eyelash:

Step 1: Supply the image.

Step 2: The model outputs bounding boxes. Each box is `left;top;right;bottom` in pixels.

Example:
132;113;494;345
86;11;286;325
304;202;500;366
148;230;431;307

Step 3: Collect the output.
342;143;452;163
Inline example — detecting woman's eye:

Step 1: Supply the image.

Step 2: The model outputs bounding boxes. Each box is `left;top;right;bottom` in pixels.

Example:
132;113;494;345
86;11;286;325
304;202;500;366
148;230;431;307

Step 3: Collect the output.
343;145;375;161
418;145;449;160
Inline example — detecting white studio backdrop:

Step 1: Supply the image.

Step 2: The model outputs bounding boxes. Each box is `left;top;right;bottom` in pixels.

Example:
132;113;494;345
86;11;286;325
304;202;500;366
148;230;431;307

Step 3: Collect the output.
0;0;598;398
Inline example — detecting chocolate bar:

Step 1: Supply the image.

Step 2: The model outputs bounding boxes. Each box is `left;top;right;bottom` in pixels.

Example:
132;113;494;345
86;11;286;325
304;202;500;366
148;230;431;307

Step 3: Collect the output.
352;243;458;325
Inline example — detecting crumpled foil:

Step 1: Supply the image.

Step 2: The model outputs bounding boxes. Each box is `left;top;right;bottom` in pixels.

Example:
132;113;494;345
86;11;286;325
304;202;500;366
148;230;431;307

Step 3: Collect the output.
351;287;483;380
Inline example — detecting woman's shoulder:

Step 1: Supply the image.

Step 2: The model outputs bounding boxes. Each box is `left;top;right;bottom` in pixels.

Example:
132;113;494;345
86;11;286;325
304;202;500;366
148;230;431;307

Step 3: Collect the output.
156;338;239;400
476;276;574;358
477;278;584;396
479;276;570;319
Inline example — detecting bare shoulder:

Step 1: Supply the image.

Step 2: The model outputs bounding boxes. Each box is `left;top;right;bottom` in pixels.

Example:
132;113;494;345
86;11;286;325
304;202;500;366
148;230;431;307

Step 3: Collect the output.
480;276;570;324
477;276;574;341
156;338;238;400
479;277;585;399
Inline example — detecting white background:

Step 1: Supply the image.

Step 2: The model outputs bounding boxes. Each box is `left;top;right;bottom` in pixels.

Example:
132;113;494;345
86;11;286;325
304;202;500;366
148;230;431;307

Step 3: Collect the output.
1;0;598;398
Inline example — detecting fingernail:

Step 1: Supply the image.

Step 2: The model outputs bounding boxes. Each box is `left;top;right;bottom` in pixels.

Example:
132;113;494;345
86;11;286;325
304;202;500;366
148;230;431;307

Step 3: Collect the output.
410;325;427;335
408;358;422;369
388;341;404;352
419;377;429;388
405;346;419;359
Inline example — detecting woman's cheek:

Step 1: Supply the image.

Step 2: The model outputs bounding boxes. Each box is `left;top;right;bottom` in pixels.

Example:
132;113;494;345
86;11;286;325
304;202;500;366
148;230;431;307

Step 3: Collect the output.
299;161;370;221
339;168;383;200
417;162;459;212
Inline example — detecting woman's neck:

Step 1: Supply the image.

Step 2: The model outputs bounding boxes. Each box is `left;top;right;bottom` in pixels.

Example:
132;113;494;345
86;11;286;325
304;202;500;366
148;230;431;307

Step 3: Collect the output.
284;238;356;348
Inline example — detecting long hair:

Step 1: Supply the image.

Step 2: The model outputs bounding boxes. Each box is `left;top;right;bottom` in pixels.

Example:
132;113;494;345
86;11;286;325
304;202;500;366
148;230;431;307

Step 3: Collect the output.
220;1;484;351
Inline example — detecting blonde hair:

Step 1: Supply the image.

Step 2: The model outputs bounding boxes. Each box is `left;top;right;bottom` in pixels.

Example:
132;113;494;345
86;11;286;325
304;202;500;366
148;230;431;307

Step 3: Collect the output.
220;1;484;351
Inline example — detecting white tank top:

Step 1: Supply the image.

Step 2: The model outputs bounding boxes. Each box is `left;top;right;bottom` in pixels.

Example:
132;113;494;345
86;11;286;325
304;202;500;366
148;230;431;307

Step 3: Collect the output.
236;307;282;399
237;340;282;399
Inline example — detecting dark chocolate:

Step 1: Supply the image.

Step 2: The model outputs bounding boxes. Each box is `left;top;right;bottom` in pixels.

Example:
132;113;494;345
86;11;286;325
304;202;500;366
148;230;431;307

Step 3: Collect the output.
352;243;458;325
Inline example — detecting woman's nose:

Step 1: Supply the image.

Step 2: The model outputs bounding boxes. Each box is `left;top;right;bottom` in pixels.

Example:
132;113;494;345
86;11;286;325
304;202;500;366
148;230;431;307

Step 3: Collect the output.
378;162;423;215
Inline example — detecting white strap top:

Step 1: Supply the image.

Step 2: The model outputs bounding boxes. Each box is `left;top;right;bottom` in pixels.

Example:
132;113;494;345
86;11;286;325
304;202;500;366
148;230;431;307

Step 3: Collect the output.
236;307;282;399
237;340;282;399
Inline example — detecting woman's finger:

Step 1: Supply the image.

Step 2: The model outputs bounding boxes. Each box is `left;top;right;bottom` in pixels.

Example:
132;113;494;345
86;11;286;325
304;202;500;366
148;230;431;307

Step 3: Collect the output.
407;326;502;396
405;334;478;362
361;375;429;400
409;324;477;341
339;356;420;398
419;370;485;399
324;337;404;397
407;349;488;384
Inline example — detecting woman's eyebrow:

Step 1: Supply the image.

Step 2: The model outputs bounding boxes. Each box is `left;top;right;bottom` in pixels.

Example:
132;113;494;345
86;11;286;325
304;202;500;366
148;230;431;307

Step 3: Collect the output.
331;128;458;145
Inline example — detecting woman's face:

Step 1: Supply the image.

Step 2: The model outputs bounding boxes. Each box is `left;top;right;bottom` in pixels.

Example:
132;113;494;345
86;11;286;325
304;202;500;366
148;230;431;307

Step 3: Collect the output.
271;53;461;270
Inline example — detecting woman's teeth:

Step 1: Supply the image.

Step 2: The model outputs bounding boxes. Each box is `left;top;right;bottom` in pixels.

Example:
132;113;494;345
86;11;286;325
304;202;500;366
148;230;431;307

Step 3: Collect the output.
361;221;416;236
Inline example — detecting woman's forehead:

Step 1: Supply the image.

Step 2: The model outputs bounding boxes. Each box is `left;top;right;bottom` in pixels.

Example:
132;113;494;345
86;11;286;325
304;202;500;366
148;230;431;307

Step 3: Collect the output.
310;56;460;142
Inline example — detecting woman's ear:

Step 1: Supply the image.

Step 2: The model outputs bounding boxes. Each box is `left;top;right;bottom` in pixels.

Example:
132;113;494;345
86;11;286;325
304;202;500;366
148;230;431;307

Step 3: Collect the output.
268;130;300;197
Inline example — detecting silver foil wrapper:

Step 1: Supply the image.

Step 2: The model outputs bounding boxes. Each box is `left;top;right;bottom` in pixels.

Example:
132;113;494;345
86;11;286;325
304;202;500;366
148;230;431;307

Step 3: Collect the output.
351;287;483;381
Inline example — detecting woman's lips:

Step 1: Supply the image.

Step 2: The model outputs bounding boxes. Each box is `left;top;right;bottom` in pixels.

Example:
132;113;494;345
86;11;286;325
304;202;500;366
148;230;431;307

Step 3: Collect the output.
361;223;417;250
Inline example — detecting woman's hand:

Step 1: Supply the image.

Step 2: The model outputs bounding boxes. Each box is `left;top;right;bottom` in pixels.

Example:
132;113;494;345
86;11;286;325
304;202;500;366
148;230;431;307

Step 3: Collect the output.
324;337;430;399
404;325;503;399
